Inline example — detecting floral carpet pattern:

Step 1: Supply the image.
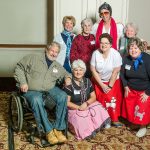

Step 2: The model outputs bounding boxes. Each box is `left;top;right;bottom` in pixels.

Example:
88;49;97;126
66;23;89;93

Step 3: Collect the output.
0;92;150;150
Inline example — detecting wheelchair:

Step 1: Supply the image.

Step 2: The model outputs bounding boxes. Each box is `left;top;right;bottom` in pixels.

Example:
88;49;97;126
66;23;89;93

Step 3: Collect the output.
8;91;68;148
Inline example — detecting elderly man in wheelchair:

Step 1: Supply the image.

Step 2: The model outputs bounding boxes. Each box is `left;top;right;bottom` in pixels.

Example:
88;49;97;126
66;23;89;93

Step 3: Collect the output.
14;41;71;145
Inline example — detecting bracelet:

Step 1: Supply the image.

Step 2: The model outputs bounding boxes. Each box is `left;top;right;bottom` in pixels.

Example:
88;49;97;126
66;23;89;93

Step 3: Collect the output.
108;85;113;89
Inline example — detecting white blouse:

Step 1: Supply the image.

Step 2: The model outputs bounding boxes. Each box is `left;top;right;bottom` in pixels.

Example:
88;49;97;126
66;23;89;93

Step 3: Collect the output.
90;48;122;82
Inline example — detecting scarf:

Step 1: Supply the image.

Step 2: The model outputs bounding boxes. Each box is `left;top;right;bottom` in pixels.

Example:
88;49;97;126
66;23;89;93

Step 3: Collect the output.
133;53;143;71
62;30;72;58
73;78;88;104
96;17;117;50
122;37;129;56
62;30;73;72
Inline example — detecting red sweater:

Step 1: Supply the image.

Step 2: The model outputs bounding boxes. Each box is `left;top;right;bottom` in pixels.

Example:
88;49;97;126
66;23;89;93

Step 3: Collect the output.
70;34;96;65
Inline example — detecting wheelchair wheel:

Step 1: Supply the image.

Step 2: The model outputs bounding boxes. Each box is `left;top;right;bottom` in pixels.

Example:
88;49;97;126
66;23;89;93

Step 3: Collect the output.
9;92;23;132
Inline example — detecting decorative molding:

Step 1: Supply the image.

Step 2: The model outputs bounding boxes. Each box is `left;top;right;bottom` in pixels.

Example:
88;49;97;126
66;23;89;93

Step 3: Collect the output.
0;44;46;48
53;0;129;34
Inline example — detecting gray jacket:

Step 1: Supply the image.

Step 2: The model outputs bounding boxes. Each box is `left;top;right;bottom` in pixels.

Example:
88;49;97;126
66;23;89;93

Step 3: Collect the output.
14;52;71;91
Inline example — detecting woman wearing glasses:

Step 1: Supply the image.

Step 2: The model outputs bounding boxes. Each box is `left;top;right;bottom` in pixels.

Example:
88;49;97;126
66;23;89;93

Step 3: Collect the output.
90;33;123;127
120;37;150;137
93;2;121;50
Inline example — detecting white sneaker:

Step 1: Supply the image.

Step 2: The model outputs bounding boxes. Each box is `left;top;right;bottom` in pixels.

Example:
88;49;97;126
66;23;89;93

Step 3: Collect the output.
105;123;111;129
136;127;147;138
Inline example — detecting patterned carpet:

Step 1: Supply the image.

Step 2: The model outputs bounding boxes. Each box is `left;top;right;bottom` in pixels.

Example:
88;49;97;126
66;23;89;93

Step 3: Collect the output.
0;92;150;150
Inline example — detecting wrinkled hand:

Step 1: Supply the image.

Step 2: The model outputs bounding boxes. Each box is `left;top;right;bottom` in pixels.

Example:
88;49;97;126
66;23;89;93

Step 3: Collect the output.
102;84;111;94
78;102;88;111
20;84;28;93
124;86;130;97
64;77;72;86
140;92;149;103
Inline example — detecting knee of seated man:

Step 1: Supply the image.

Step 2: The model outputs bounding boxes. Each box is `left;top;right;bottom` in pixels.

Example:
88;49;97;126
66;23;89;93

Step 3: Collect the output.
30;95;43;106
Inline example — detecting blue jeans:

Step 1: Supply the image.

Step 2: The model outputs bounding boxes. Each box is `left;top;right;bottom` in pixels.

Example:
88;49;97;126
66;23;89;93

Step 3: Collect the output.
23;87;67;134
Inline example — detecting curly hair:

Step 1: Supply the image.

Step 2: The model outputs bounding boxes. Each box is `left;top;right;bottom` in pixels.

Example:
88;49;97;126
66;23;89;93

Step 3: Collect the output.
127;37;145;52
99;33;113;44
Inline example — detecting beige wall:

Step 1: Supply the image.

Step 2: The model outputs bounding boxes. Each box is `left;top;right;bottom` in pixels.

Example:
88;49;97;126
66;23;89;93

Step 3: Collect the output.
0;0;47;44
54;0;129;35
128;0;150;45
0;48;44;77
0;0;47;77
0;0;150;77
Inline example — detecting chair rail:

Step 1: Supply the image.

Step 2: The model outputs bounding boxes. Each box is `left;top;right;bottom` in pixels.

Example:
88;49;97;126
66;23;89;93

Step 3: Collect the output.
0;44;46;48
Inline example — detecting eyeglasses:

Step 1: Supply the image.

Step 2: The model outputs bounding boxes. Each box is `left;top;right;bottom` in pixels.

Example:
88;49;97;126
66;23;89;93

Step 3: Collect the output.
100;11;110;17
100;42;110;45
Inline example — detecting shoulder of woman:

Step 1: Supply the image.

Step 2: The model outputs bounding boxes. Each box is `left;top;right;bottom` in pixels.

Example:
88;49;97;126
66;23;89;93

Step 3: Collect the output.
142;52;150;62
111;48;121;55
54;33;62;41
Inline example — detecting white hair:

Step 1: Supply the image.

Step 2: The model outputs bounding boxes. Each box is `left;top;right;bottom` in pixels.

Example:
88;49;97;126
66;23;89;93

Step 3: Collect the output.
71;59;86;72
46;41;61;53
81;18;93;28
124;22;139;35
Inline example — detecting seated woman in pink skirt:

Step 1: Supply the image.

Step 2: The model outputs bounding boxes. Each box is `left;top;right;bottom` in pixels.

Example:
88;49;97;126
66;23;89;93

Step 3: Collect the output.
64;59;111;140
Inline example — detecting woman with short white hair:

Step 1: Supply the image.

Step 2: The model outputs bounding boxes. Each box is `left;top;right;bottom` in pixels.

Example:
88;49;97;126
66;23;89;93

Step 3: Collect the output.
64;59;110;140
70;18;96;78
119;22;138;57
119;22;148;57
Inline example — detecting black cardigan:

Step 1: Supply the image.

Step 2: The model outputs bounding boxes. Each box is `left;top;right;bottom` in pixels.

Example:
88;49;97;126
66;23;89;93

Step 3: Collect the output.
120;52;150;95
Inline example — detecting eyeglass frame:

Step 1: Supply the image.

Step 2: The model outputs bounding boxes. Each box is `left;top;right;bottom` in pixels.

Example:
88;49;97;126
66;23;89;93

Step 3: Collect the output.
100;42;111;45
99;11;110;17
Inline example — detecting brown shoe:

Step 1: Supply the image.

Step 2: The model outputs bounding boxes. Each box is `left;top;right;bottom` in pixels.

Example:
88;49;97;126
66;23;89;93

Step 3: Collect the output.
53;129;67;143
46;130;59;145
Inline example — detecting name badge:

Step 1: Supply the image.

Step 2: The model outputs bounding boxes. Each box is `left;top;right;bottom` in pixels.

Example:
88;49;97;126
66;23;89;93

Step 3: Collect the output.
90;40;95;45
53;67;58;73
74;90;80;95
125;64;131;70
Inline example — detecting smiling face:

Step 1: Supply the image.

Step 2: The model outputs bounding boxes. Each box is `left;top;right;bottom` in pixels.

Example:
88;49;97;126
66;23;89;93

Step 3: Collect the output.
125;26;136;38
99;9;111;22
100;37;112;52
82;22;92;35
64;19;74;32
128;43;141;59
46;45;60;61
73;67;85;80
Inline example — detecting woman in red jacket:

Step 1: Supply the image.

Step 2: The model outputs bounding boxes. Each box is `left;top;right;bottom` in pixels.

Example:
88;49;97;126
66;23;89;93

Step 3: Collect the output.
70;18;96;78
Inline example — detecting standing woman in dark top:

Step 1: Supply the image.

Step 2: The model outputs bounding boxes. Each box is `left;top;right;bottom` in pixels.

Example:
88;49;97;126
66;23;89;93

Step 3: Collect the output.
120;37;150;137
54;16;76;73
70;18;96;78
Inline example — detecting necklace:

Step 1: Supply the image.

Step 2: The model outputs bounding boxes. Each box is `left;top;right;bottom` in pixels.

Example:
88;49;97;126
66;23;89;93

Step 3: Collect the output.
73;77;83;87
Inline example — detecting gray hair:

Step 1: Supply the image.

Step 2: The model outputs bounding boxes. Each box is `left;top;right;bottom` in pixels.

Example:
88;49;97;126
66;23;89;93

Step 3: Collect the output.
124;22;139;35
98;2;112;16
46;41;61;53
127;37;144;52
81;18;93;28
71;59;86;72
